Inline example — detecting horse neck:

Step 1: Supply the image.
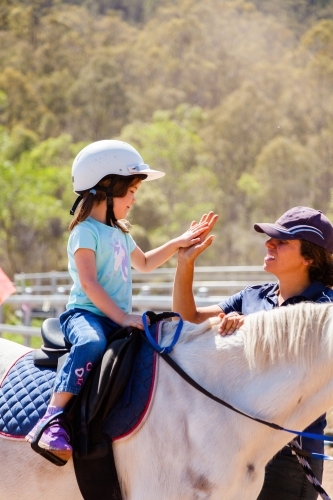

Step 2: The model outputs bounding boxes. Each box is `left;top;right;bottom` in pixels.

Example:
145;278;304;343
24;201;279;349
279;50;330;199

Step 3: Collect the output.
171;320;333;453
240;302;333;432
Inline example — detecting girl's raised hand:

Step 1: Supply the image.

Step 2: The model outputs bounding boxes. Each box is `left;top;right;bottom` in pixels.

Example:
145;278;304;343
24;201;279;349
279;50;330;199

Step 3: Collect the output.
176;212;218;248
177;211;218;263
189;211;219;244
176;221;210;248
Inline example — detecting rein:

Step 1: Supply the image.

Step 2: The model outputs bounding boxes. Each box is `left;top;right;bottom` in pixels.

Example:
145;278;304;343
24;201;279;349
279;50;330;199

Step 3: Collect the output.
159;349;333;451
143;311;332;500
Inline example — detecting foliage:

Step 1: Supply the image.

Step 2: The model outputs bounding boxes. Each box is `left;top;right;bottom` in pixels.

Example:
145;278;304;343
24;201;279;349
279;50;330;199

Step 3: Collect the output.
1;0;333;275
0;131;73;274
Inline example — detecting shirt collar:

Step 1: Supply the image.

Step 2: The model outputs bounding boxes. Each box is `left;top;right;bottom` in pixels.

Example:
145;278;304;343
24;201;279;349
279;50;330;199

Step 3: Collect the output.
295;281;328;301
266;281;328;307
265;282;279;298
265;283;279;306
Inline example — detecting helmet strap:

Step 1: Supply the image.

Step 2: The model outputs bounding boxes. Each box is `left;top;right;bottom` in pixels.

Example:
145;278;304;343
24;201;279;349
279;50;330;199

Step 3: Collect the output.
70;196;83;215
106;184;117;227
70;183;117;226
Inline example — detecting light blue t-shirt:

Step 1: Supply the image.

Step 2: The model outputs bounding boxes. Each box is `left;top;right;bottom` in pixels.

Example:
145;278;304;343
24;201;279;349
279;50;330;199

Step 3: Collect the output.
66;217;136;316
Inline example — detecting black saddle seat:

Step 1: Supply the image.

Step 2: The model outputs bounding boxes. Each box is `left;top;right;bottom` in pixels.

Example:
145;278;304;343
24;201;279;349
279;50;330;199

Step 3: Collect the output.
33;318;71;368
41;317;69;350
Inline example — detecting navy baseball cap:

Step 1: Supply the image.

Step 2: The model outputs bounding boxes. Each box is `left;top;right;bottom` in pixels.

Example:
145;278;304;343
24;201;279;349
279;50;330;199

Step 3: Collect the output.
254;206;333;253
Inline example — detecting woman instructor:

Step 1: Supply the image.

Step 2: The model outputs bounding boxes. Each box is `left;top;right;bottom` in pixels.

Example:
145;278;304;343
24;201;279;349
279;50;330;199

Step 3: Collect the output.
172;206;333;500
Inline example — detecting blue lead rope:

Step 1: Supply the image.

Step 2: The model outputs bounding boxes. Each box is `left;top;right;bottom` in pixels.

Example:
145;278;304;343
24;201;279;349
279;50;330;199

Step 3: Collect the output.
142;312;183;354
142;311;333;461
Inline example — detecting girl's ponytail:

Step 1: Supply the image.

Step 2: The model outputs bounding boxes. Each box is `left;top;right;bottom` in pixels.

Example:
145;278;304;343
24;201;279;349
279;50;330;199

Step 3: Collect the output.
69;190;103;231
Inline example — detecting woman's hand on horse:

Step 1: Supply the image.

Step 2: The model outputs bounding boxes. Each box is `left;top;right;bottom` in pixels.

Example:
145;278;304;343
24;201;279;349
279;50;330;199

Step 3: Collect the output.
218;312;245;336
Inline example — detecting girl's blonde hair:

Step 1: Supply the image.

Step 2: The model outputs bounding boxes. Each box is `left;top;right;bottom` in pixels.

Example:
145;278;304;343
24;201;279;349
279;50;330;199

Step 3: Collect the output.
69;174;145;232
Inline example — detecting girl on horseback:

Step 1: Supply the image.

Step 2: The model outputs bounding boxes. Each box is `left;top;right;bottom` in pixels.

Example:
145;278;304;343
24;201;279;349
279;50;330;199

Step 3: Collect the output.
26;139;209;462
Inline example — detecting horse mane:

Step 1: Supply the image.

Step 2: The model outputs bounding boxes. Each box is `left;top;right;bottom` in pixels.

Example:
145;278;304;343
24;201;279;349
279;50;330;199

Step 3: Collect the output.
163;302;333;372
243;302;333;370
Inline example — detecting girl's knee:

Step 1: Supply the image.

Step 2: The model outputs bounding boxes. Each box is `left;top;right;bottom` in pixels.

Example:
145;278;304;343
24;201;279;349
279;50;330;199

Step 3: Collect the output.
85;335;107;357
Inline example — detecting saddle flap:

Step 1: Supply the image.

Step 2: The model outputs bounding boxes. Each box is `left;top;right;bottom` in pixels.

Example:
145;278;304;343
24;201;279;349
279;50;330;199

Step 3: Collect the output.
90;333;141;423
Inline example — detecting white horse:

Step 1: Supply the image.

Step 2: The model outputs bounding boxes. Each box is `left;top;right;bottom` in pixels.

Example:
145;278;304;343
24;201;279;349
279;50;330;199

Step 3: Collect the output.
1;302;333;500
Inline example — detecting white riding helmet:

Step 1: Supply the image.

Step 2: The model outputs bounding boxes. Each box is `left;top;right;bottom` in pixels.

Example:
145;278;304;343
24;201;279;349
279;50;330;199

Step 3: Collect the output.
72;140;165;193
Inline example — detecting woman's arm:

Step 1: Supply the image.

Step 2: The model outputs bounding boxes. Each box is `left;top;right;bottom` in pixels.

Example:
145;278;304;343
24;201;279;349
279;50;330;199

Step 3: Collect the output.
172;244;222;322
171;212;221;322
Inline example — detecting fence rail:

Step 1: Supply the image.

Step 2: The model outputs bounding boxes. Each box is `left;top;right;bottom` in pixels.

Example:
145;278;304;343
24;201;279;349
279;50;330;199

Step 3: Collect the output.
13;267;270;292
0;266;275;346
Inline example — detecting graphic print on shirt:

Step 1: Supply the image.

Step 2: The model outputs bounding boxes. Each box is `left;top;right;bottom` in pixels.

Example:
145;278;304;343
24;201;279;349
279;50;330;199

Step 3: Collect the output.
112;238;129;282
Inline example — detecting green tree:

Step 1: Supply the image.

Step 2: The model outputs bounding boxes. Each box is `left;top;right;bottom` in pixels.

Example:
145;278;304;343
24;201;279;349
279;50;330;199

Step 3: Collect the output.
0;67;45;131
120;106;222;263
69;53;129;141
0;133;74;274
250;136;319;219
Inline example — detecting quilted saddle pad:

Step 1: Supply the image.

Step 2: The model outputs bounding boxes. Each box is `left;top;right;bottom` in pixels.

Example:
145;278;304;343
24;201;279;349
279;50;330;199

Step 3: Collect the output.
0;325;160;441
0;351;55;439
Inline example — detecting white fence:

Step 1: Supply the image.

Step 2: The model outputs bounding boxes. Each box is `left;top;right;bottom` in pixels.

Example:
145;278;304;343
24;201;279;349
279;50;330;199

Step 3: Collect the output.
0;266;275;346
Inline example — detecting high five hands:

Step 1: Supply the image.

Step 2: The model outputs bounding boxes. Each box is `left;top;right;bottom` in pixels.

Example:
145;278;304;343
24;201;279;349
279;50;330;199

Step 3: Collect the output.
178;212;219;262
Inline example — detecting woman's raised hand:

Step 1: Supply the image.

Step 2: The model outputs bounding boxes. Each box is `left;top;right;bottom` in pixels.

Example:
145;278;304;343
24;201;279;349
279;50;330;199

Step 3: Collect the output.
177;212;219;262
191;212;219;243
175;221;210;248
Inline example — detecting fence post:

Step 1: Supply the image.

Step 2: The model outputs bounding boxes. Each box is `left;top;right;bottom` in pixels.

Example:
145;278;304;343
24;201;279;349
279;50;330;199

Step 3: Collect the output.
196;287;209;298
56;286;67;317
22;289;32;347
139;285;151;296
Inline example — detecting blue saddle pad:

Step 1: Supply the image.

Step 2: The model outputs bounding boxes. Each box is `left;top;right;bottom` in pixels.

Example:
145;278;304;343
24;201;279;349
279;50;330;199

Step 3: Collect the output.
0;351;55;438
0;329;158;441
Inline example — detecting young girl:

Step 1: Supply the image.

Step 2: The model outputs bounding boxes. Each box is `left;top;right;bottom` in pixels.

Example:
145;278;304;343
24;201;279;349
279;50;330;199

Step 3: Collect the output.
26;139;209;461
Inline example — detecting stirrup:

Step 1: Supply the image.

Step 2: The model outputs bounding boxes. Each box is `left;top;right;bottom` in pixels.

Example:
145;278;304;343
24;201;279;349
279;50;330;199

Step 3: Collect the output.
30;411;72;467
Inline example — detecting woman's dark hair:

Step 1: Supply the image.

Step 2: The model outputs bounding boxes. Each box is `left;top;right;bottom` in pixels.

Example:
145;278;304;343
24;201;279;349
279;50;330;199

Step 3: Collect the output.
300;239;333;287
69;174;146;232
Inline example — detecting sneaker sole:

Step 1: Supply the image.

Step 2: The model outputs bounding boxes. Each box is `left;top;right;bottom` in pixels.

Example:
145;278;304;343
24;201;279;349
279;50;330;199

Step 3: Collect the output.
38;441;72;462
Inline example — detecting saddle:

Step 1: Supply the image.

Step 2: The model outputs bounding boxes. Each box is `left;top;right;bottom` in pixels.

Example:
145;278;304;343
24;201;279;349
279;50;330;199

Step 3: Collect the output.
33;317;71;368
32;311;173;500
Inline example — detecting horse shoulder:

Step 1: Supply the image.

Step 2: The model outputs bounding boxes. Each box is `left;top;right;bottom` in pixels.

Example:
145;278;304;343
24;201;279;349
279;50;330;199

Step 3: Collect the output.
0;338;32;381
0;439;82;499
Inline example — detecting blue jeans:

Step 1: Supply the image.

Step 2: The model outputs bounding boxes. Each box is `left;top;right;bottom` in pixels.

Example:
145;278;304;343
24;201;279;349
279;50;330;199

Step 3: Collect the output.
55;308;120;395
